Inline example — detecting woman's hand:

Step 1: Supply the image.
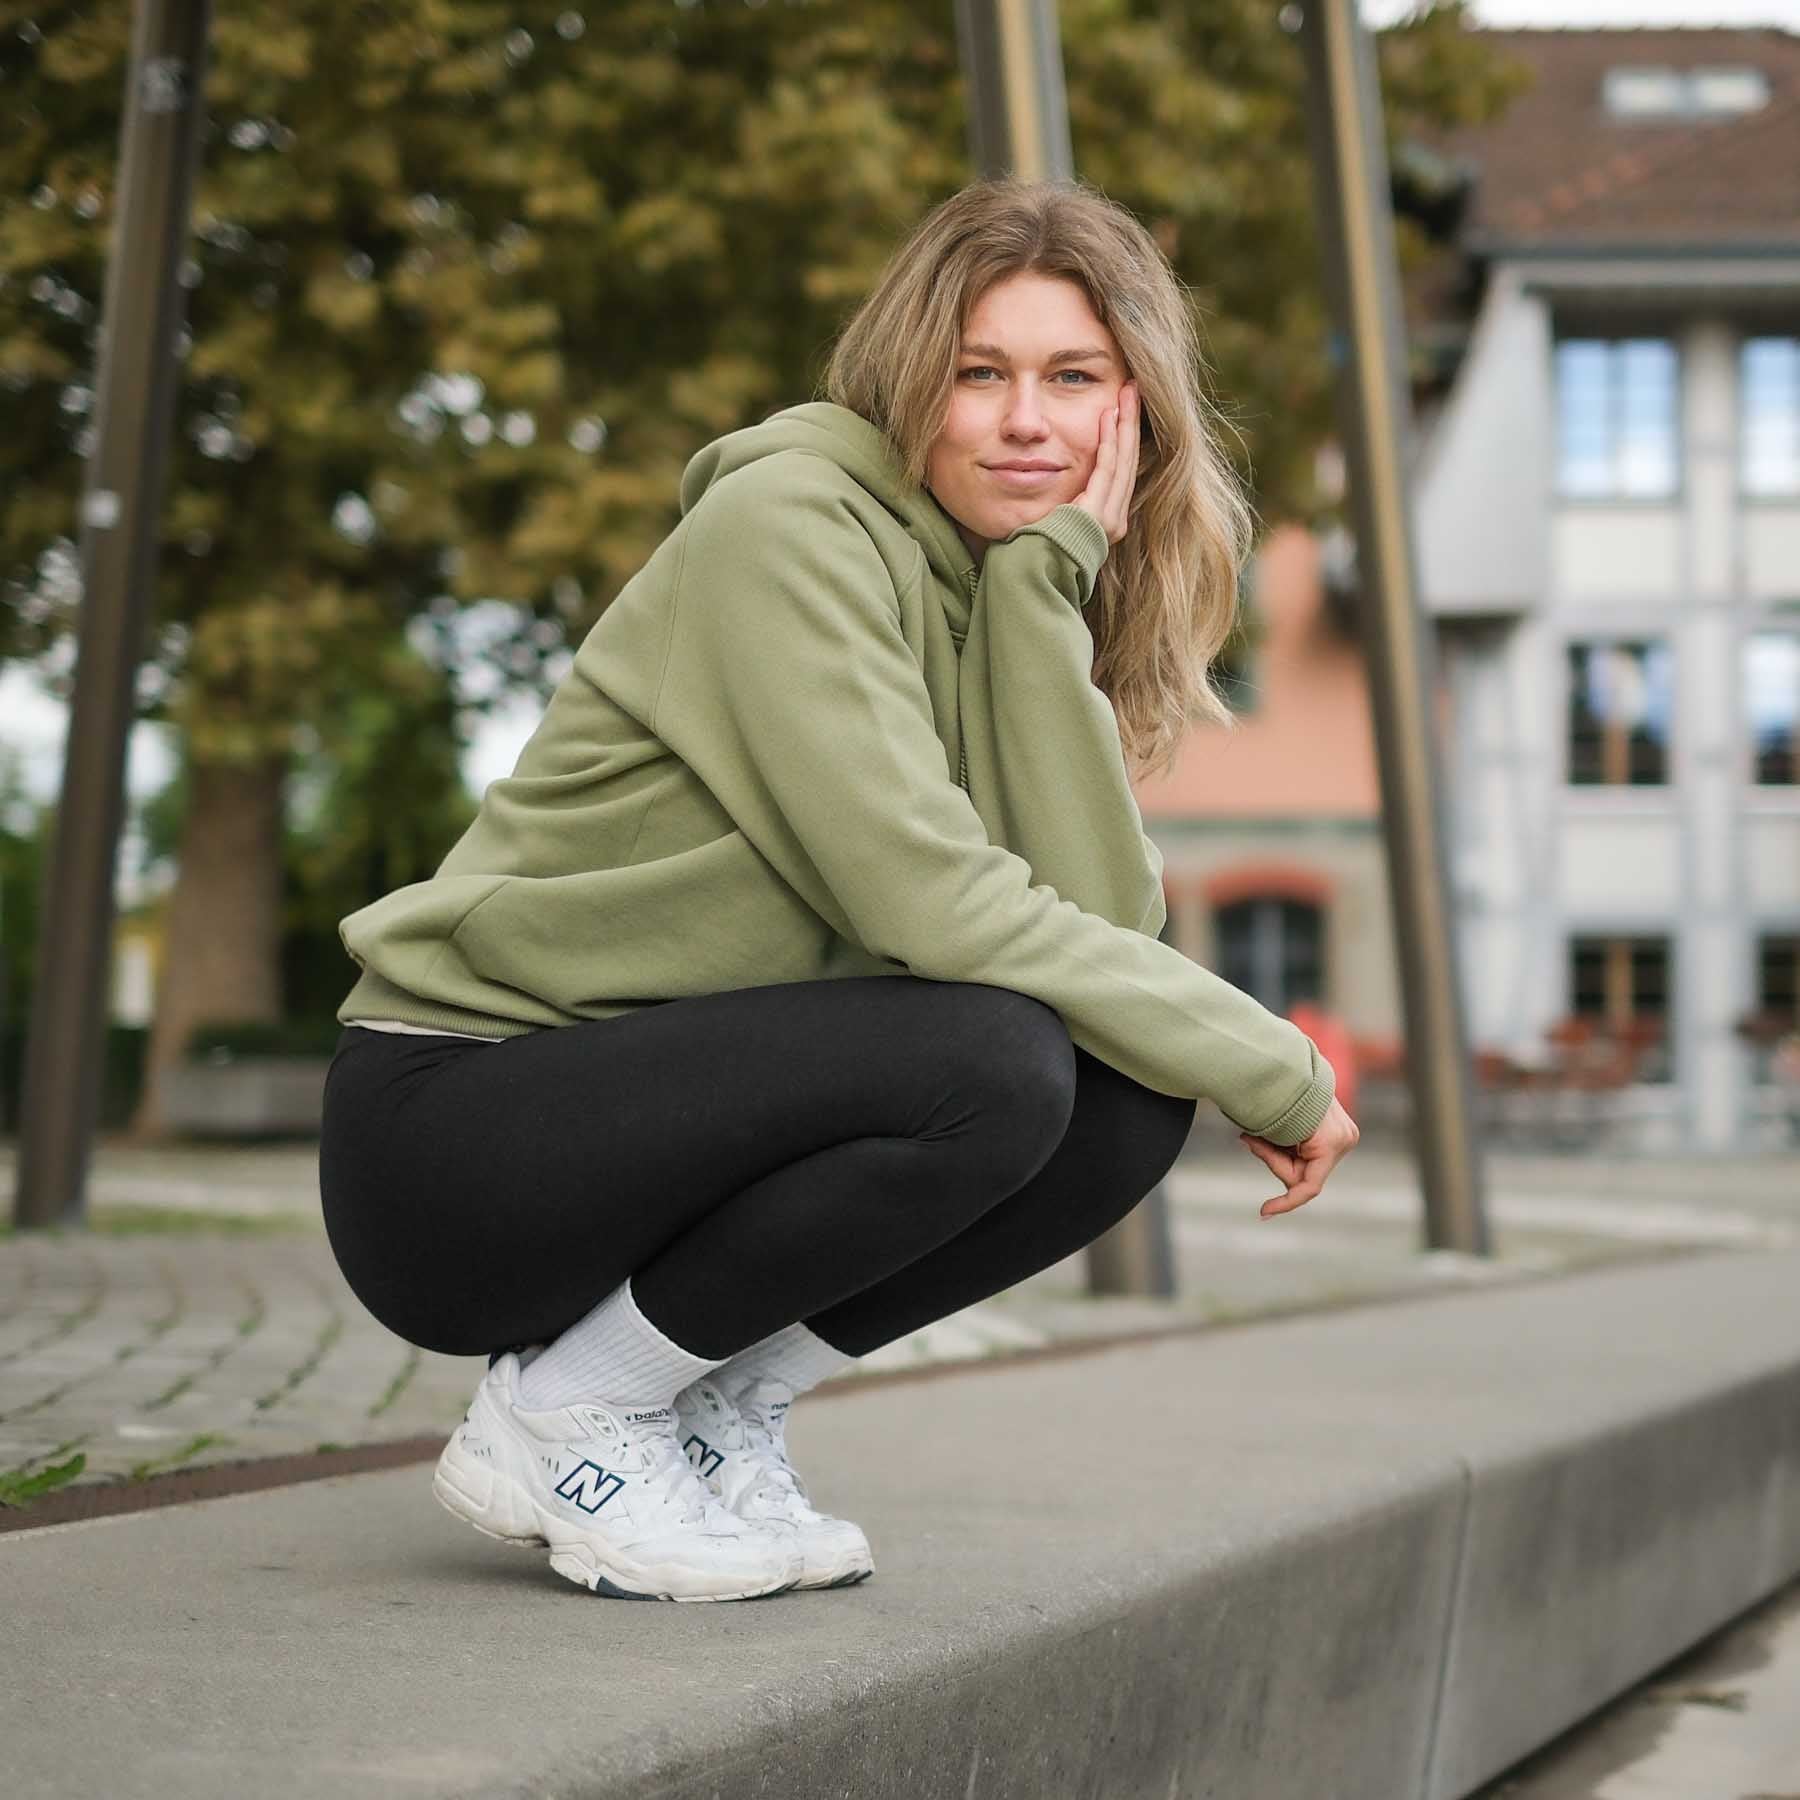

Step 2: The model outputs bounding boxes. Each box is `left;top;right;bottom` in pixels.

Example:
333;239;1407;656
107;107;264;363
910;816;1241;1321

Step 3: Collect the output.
1071;381;1139;546
1238;1096;1361;1219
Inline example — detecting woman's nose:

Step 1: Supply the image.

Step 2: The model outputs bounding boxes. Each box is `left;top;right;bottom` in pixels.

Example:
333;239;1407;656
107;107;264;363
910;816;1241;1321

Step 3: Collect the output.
1003;382;1049;433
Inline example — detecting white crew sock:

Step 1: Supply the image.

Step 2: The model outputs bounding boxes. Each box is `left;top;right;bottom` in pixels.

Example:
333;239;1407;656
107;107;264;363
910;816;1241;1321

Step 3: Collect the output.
515;1278;723;1411
711;1322;857;1400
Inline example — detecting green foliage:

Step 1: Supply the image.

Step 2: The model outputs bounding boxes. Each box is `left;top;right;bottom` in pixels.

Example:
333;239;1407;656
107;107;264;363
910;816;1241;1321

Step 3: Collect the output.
2;0;1527;704
0;1450;86;1507
126;1432;229;1482
1063;0;1533;517
0;749;48;1036
181;1018;343;1058
279;640;477;1018
283;640;476;935
0;0;1528;946
1;0;577;761
0;1023;147;1133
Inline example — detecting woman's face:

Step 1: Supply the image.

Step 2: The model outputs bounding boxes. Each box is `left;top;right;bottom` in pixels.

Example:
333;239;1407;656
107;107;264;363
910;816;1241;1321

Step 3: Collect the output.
925;270;1127;563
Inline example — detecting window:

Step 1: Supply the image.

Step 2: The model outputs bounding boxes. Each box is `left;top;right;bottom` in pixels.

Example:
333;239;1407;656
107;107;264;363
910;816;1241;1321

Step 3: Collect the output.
1602;65;1769;121
1603;67;1686;118
1748;936;1800;1087
1568;641;1673;785
1760;936;1799;1024
1690;68;1770;116
1570;934;1673;1081
1742;338;1800;497
1747;632;1800;784
1217;898;1324;1014
1555;339;1679;499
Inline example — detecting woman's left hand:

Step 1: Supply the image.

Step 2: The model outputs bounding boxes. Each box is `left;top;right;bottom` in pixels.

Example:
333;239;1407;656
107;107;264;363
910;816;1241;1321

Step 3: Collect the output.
1070;381;1139;547
1239;1096;1361;1219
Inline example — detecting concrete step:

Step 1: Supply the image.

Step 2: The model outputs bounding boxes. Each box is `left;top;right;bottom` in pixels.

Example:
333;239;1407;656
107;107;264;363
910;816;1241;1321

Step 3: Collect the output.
4;1246;1798;1800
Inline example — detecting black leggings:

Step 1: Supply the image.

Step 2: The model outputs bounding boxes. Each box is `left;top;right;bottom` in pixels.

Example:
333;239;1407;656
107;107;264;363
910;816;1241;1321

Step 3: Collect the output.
317;975;1195;1362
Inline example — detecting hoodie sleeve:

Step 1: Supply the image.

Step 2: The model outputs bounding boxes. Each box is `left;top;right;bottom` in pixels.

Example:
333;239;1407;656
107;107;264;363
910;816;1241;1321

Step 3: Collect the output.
651;456;1335;1142
963;501;1167;939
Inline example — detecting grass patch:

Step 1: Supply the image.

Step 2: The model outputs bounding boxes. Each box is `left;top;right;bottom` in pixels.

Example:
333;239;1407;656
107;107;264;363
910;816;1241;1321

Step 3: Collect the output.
254;1311;344;1411
0;1451;87;1508
127;1432;230;1482
368;1344;421;1419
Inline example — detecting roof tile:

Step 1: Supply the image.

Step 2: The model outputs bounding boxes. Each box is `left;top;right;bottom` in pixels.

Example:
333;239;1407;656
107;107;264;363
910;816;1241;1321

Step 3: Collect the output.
1420;27;1800;250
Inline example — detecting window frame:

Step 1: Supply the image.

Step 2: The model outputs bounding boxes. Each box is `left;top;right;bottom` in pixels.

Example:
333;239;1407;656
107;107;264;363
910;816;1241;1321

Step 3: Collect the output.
1739;335;1800;501
1564;636;1676;789
1566;931;1677;1084
1744;626;1800;787
1215;894;1327;1016
1758;934;1800;1024
1552;334;1684;505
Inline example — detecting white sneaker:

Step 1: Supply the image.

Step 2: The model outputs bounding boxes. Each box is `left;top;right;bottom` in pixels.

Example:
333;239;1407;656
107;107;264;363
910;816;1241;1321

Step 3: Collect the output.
433;1352;805;1602
675;1377;874;1589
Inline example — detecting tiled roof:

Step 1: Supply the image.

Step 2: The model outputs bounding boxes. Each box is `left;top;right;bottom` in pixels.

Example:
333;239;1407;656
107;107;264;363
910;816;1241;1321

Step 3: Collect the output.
1425;28;1800;251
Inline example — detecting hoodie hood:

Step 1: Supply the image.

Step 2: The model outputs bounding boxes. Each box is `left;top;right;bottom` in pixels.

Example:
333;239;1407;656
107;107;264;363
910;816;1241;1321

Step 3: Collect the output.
679;401;981;633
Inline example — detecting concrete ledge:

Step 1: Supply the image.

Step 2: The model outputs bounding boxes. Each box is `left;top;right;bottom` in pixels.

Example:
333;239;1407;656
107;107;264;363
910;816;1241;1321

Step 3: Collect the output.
4;1248;1799;1799
159;1058;329;1136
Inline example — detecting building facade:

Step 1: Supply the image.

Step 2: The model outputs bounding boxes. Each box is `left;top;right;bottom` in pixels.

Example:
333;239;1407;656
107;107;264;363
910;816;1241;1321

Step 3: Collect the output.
1137;27;1800;1151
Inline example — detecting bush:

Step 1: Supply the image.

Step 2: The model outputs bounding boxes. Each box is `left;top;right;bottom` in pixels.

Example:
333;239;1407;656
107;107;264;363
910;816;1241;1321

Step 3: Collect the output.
182;1017;345;1061
0;1025;149;1135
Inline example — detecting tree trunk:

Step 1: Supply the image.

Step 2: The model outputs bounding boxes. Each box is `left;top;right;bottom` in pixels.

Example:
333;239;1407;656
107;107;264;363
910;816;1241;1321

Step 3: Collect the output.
129;754;287;1142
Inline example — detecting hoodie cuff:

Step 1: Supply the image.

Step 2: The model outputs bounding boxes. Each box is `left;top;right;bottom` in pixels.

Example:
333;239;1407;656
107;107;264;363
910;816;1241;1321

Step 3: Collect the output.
1005;504;1111;605
1230;1038;1338;1148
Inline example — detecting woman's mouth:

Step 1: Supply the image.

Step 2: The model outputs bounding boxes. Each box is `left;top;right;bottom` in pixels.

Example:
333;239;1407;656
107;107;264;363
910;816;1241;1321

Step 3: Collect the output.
984;465;1063;489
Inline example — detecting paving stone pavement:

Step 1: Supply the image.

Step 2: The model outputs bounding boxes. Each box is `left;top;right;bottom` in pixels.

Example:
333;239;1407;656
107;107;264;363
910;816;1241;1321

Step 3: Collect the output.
3;1137;1796;1495
0;1230;482;1486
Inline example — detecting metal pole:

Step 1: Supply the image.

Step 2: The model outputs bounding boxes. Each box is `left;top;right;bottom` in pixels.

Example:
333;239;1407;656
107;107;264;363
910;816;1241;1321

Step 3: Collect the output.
12;0;213;1229
1291;0;1490;1255
955;0;1176;1296
954;0;1075;183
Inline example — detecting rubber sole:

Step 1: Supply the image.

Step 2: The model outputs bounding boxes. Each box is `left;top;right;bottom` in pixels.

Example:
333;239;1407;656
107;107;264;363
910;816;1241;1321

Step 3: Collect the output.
433;1430;803;1603
793;1548;877;1590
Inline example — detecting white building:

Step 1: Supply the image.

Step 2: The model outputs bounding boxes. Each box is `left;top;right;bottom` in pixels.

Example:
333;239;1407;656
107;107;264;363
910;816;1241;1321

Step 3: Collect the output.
1414;28;1800;1150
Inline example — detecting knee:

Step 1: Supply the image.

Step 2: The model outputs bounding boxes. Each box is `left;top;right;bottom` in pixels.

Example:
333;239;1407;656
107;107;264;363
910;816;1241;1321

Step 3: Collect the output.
1076;1058;1197;1204
929;985;1077;1186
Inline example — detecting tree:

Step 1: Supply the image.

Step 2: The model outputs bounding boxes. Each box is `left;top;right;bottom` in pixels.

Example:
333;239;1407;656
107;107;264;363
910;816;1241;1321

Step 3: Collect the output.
0;750;50;1131
2;0;577;1131
0;0;1526;1134
281;643;479;1024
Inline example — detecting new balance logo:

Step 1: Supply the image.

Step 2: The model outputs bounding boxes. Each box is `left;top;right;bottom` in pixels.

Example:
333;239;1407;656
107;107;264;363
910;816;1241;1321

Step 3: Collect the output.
683;1432;724;1479
555;1460;626;1514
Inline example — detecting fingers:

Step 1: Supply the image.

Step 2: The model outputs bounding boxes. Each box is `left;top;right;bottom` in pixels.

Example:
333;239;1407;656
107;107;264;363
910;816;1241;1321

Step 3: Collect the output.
1107;385;1138;542
1260;1180;1322;1219
1091;383;1139;544
1242;1131;1334;1219
1075;405;1116;539
1237;1132;1299;1181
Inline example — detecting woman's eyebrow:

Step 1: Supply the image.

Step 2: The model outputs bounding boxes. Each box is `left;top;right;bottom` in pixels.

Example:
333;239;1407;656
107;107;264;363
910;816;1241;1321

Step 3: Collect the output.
959;342;1115;366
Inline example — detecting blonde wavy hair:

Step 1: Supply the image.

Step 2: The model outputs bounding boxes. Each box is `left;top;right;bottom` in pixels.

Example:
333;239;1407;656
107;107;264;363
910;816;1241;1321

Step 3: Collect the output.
819;174;1254;780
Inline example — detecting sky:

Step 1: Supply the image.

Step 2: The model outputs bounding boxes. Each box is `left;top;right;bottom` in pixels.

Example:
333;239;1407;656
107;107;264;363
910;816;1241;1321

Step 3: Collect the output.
4;0;1797;829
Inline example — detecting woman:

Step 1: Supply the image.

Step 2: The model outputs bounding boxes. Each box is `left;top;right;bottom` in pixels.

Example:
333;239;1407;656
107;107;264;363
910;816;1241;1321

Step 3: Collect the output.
318;175;1360;1605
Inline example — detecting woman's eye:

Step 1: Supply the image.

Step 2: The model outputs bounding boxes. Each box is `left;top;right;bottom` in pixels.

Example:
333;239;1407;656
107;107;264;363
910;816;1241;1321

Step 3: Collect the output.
960;367;1095;384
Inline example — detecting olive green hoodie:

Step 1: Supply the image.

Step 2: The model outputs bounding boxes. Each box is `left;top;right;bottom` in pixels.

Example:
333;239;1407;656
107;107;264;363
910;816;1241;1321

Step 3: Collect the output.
336;401;1335;1145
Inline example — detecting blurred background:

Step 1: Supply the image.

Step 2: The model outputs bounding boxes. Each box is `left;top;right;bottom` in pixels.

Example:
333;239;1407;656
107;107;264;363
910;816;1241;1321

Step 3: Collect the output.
0;0;1795;1155
7;10;1800;1782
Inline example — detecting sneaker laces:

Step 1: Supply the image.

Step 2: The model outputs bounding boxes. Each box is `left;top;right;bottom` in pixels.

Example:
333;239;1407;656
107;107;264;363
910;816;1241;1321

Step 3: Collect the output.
735;1383;812;1509
634;1415;749;1529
